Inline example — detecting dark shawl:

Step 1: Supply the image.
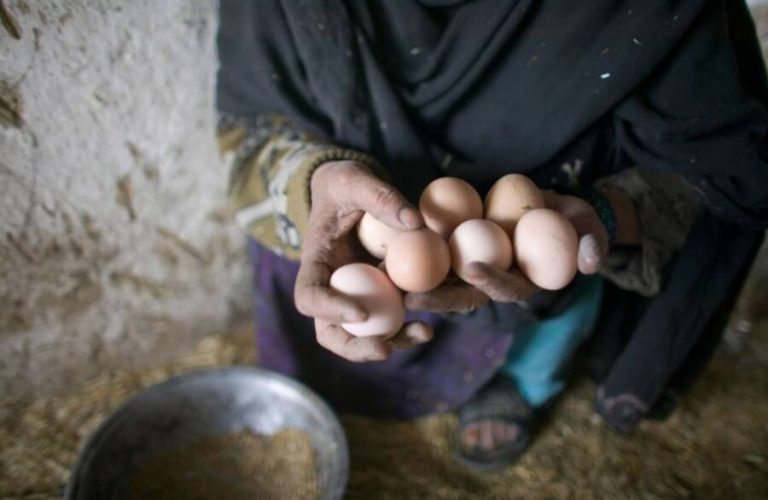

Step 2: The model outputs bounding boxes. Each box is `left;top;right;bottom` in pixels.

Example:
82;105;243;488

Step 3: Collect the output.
218;0;768;427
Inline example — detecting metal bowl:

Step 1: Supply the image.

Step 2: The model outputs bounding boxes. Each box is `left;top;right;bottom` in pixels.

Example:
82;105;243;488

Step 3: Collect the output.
66;367;348;500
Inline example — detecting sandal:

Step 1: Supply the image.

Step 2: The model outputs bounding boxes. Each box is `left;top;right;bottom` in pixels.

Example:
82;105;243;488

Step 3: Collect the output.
454;376;534;471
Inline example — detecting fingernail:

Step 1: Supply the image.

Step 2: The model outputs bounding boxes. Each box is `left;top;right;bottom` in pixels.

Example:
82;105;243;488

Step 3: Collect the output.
344;308;367;322
581;235;602;258
398;207;421;229
465;262;485;282
579;235;602;272
367;345;389;361
468;271;484;282
410;324;431;343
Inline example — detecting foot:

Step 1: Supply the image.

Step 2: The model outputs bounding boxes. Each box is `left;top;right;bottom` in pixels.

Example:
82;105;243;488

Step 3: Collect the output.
455;376;534;471
460;419;524;454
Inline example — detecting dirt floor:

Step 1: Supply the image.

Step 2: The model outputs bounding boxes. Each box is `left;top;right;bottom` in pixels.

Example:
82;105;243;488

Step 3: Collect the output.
343;321;768;500
1;310;767;499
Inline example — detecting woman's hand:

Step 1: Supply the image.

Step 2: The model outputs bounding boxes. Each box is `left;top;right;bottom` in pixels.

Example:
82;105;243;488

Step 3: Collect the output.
403;262;540;314
294;161;433;362
540;190;610;275
405;189;614;314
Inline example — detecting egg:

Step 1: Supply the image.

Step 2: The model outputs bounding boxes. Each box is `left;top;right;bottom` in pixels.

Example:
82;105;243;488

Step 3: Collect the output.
356;212;401;259
484;174;545;239
385;229;451;293
514;209;578;290
419;177;483;239
329;263;405;338
449;219;513;281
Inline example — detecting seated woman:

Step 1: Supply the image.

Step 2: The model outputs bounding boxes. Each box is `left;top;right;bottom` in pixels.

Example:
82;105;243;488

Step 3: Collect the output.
216;0;768;470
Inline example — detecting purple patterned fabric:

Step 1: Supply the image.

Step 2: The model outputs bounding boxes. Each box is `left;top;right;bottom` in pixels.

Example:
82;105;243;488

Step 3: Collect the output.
249;240;513;418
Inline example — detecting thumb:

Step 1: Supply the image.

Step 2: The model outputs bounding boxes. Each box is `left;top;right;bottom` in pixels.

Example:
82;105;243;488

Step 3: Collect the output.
570;205;609;274
571;208;609;274
342;171;423;231
543;192;609;275
578;233;605;275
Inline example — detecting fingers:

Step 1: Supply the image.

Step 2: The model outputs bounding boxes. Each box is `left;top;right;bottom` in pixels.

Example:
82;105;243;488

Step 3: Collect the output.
404;282;490;313
298;161;421;325
295;259;367;322
295;205;365;322
578;234;603;275
462;262;539;303
404;264;538;311
333;164;423;230
315;320;431;362
569;212;609;274
387;321;434;348
315;319;391;362
542;190;609;274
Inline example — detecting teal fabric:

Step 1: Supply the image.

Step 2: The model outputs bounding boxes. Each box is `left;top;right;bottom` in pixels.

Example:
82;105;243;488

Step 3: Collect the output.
501;276;604;408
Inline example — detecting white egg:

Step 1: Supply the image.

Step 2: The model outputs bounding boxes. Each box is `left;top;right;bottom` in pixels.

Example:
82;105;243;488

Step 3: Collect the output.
329;263;405;338
356;212;401;259
484;173;545;239
385;229;451;293
419;177;483;239
514;209;578;290
449;219;513;282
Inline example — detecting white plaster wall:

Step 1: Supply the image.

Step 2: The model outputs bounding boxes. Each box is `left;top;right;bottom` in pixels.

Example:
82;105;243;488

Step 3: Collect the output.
0;0;250;413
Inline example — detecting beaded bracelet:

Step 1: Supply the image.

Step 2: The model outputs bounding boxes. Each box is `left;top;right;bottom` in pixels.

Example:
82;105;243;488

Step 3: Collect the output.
579;186;617;245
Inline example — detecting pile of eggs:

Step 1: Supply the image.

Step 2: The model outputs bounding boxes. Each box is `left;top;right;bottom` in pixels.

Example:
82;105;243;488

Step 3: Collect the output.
330;175;579;339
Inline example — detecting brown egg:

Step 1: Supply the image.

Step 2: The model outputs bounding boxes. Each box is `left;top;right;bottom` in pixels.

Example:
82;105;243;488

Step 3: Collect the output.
484;174;545;239
419;177;483;239
385;229;451;293
449;219;513;282
514;209;578;290
329;263;405;339
356;212;401;259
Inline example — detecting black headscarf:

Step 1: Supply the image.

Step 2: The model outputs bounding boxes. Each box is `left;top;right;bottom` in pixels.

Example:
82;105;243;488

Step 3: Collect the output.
218;0;768;427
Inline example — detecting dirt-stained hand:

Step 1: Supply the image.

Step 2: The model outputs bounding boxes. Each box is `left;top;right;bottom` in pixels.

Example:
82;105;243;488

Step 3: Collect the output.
540;190;609;275
405;190;610;314
294;161;433;362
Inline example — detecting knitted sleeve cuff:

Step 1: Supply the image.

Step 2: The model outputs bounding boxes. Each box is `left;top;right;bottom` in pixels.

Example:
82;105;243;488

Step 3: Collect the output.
595;168;700;296
221;114;387;260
